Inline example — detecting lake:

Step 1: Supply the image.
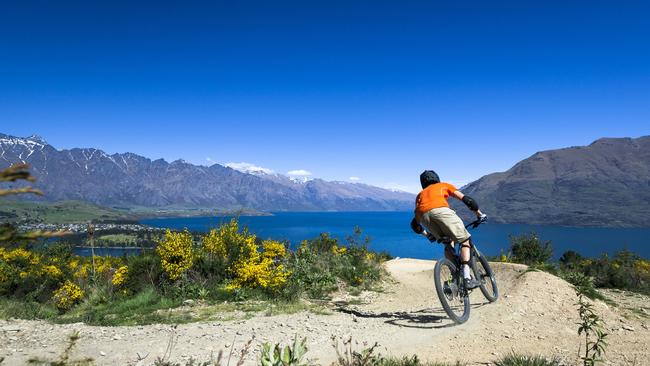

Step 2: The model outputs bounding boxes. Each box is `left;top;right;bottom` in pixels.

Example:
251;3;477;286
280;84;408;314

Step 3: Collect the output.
141;212;650;260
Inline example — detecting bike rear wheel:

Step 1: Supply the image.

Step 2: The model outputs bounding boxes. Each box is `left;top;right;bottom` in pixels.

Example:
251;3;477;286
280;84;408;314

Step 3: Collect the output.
434;258;470;324
471;251;499;302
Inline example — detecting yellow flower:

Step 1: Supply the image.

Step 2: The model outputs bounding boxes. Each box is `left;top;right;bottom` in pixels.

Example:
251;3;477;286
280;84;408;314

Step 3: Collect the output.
112;266;128;286
1;248;32;262
52;281;84;311
262;239;286;259
40;265;63;277
68;259;79;270
19;271;29;279
227;235;290;291
74;262;91;279
156;229;194;280
634;260;650;273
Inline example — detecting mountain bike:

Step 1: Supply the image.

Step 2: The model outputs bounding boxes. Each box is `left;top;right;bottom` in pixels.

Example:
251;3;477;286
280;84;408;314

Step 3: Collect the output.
420;217;498;324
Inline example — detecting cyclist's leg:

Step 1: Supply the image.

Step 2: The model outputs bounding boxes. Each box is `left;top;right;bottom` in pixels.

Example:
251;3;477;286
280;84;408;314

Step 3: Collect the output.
429;208;475;282
419;210;445;241
444;243;456;261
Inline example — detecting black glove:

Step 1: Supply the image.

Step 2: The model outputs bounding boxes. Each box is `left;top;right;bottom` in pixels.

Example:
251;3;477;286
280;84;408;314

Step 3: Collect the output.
410;217;423;234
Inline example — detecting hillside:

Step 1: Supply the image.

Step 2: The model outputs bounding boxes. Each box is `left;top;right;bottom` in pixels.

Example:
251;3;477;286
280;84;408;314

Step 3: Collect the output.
461;136;650;227
0;200;131;224
1;260;648;365
0;134;414;212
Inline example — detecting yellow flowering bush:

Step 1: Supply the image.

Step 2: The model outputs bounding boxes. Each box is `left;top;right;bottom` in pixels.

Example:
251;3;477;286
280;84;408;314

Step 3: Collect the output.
225;231;290;291
52;280;84;311
330;244;347;256
112;266;128;286
40;264;63;277
262;239;287;259
202;219;246;258
157;229;194;280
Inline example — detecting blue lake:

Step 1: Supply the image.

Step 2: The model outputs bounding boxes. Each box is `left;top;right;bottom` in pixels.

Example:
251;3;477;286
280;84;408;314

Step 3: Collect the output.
141;212;650;260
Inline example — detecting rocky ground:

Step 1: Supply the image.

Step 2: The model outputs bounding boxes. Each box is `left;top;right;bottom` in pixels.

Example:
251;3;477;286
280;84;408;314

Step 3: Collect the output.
1;259;649;365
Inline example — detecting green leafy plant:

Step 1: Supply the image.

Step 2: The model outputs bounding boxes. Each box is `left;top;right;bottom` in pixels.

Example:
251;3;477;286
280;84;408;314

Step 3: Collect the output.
260;337;310;366
332;337;383;366
576;292;608;365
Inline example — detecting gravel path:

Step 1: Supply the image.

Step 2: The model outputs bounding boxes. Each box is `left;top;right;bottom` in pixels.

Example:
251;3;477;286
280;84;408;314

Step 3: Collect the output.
1;259;648;365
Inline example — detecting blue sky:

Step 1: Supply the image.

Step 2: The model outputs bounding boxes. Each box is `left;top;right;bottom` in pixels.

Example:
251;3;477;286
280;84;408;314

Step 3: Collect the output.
1;1;648;193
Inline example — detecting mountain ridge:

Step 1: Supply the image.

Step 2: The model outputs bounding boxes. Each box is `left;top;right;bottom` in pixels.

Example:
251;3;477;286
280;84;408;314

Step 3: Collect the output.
459;135;650;227
0;133;414;211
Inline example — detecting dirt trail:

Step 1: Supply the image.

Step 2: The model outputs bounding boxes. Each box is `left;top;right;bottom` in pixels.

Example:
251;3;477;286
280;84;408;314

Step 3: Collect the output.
1;259;649;365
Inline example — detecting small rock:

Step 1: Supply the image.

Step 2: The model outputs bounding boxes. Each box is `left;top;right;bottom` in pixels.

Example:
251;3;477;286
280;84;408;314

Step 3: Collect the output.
137;351;149;360
100;351;106;356
183;299;195;306
0;326;21;332
112;334;122;340
622;325;635;331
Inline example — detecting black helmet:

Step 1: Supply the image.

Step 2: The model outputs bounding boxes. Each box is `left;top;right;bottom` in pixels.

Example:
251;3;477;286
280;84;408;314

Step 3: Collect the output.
420;170;440;189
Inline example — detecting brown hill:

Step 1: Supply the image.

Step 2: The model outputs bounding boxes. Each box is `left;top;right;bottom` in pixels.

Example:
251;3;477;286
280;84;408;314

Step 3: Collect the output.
461;136;650;227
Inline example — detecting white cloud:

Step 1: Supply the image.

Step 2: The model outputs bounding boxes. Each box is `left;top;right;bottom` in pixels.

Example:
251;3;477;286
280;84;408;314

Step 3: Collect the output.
287;169;312;177
225;162;275;175
349;176;361;181
206;157;216;165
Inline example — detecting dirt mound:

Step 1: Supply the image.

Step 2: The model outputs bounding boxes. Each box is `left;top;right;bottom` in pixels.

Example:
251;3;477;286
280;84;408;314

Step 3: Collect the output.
1;259;648;365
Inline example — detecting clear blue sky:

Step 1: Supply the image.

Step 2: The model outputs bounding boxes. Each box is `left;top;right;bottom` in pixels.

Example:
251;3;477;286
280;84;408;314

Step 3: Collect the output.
1;1;648;193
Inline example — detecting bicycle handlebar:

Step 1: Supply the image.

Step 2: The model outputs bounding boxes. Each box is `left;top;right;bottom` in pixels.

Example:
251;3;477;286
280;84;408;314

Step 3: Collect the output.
465;215;487;229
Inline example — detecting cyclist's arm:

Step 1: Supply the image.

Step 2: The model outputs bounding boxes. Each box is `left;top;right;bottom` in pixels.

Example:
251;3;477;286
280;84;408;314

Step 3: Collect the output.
451;190;483;217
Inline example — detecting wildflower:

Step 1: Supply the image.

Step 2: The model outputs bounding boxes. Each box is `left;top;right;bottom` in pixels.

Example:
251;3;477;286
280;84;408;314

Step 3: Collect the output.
40;265;63;277
228;235;290;291
262;239;287;259
112;266;128;286
52;281;84;311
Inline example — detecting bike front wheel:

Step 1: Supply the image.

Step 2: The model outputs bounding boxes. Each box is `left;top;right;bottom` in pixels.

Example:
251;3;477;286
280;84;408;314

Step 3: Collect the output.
471;251;499;302
434;258;470;324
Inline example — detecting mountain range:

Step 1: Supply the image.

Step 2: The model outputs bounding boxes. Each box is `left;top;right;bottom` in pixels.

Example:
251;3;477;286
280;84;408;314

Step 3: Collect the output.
2;133;649;227
0;133;414;212
460;136;650;227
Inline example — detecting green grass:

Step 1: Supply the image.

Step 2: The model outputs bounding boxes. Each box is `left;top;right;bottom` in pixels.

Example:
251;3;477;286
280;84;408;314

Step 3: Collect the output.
97;233;139;245
0;199;131;224
494;354;561;366
0;286;331;326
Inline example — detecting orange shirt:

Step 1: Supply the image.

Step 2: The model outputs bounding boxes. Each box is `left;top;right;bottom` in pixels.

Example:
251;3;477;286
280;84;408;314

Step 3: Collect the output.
415;182;458;216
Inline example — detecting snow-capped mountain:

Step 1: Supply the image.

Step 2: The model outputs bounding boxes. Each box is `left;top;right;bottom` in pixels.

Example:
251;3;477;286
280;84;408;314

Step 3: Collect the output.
0;133;414;211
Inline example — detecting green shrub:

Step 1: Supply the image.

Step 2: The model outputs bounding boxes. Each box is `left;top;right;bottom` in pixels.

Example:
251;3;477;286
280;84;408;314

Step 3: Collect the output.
509;232;553;266
282;228;385;300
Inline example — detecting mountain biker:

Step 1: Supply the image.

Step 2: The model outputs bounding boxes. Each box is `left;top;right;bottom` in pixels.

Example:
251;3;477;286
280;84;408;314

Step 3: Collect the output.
410;170;487;289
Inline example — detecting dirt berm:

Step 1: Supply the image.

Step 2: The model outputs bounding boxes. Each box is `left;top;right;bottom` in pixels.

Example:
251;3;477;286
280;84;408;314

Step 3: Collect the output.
1;259;648;365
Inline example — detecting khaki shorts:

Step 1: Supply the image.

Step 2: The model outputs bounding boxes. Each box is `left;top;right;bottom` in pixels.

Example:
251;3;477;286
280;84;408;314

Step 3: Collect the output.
419;207;471;244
